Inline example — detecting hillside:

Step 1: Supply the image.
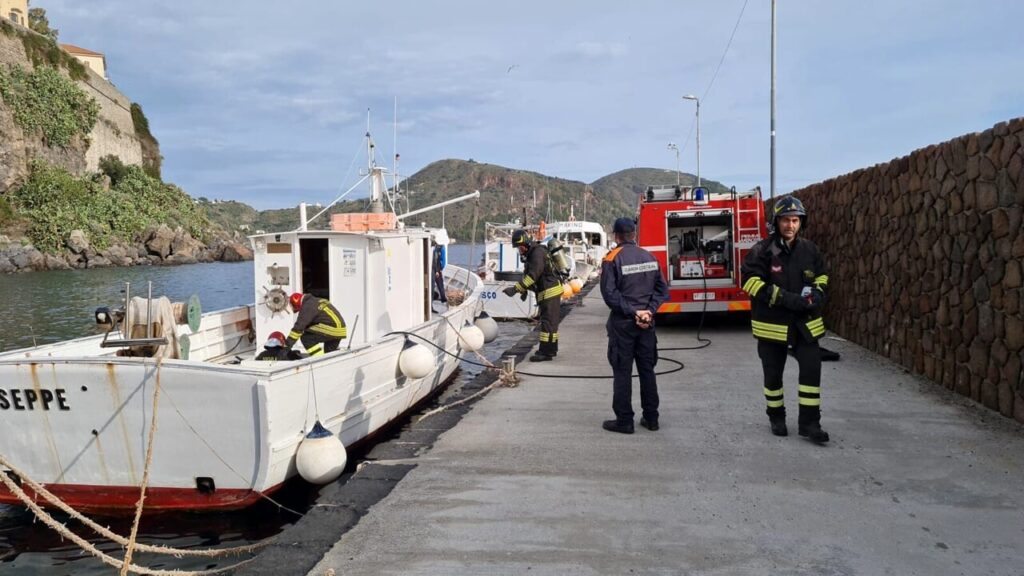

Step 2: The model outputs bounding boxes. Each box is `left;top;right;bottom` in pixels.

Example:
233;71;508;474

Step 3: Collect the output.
243;162;739;241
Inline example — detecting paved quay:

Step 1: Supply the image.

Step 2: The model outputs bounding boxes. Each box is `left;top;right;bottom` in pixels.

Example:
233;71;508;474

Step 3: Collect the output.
295;289;1023;576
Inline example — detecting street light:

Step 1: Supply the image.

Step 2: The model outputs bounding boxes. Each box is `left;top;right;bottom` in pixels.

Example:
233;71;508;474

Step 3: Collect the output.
667;142;680;187
682;94;700;188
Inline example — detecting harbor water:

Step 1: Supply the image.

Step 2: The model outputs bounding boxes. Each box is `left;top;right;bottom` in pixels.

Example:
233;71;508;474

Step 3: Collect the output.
0;246;529;574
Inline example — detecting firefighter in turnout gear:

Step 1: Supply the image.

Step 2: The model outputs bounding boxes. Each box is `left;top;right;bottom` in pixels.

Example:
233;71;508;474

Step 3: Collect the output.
741;196;831;443
286;292;348;357
502;229;564;361
600;217;670;434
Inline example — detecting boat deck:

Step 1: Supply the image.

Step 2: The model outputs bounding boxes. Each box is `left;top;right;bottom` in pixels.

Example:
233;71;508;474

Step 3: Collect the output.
238;288;1024;576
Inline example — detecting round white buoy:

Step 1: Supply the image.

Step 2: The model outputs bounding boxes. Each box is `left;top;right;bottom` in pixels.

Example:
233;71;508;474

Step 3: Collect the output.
475;313;499;343
399;343;434;379
296;421;347;485
460;324;485;351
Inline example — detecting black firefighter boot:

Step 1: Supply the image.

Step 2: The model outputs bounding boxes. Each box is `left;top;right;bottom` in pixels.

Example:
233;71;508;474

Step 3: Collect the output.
798;408;830;443
767;407;788;437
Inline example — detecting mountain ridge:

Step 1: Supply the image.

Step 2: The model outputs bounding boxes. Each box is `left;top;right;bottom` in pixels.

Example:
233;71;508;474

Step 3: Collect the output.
222;161;739;240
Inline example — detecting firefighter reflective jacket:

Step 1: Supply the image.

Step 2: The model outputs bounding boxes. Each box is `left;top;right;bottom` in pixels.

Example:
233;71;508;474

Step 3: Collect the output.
514;243;565;303
286;295;347;347
741;235;829;343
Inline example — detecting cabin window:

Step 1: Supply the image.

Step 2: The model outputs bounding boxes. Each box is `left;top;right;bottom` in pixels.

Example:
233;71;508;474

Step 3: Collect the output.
299;238;331;299
9;9;23;24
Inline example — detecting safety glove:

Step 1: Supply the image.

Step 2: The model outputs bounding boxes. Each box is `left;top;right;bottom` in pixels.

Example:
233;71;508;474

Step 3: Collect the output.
502;286;518;297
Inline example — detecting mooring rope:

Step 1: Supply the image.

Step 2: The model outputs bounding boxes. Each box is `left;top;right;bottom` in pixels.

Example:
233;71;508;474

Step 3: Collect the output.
0;461;254;575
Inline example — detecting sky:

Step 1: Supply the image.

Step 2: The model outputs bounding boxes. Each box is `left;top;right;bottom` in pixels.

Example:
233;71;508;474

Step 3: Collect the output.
40;1;1024;210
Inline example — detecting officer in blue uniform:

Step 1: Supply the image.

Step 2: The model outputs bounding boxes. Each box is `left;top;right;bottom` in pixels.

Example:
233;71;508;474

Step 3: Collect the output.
600;217;670;434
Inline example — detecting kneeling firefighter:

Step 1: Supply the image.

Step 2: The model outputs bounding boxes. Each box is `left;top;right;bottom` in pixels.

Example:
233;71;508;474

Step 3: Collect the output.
286;292;347;356
502;229;564;361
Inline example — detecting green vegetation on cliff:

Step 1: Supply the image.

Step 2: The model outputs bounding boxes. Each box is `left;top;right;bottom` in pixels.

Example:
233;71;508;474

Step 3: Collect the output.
0;63;98;147
0;18;86;80
9;157;211;252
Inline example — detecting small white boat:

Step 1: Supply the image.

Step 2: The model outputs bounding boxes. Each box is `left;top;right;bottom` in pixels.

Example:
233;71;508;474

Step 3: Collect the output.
476;222;539;320
0;140;489;512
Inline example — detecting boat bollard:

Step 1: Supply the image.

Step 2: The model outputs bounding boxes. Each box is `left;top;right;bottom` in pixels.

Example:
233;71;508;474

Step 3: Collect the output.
500;355;519;387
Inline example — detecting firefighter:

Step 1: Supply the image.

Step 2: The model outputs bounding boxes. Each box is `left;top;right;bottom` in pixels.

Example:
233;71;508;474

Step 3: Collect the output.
256;331;300;361
599;217;669;434
502;229;564;361
285;292;347;356
740;196;831;443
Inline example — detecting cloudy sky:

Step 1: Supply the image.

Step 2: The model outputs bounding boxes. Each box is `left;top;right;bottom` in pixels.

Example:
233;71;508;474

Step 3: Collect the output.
42;1;1024;210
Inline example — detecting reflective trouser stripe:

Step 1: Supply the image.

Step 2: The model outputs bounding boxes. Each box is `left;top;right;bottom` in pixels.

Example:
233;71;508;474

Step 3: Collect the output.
752;320;788;342
764;387;784;408
538;331;559;343
309;323;347;338
307;342;325;356
806;318;825;338
798;384;821;406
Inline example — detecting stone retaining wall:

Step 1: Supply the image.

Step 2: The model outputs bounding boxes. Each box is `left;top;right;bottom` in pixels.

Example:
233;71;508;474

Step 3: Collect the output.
794;117;1024;423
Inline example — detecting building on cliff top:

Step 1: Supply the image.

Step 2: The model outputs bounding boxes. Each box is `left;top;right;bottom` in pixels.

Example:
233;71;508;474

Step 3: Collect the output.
1;0;27;27
60;43;107;79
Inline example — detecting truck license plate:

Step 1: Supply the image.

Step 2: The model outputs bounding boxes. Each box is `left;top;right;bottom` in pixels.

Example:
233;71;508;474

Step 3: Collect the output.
693;292;716;301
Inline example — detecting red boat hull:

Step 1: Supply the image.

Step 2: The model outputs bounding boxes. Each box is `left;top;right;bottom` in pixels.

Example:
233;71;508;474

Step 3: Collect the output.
0;481;281;513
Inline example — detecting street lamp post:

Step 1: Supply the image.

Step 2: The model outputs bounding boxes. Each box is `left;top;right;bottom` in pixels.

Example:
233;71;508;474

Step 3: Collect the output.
667;142;680;187
682;94;700;188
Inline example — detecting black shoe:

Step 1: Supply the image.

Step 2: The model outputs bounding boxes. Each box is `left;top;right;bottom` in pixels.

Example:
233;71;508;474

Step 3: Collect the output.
769;419;788;437
602;420;634;434
798;422;830;443
529;353;553;362
640;418;659;431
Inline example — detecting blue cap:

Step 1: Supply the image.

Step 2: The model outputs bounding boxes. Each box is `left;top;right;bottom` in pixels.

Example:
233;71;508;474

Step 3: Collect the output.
612;217;636;233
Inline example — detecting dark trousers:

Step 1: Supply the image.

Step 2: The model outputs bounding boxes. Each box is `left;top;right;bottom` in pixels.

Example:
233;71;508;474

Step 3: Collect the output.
537;296;560;356
301;333;341;356
606;315;659;423
757;335;821;425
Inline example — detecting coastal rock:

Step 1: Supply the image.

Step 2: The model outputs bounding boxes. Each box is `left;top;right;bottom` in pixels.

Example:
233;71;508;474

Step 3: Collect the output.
145;225;175;258
170;229;204;259
66;230;90;254
44;254;70;270
86;256;113;268
219;241;253;262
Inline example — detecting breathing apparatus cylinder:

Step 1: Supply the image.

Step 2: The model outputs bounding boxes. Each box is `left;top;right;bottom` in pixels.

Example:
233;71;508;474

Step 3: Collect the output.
546;238;572;277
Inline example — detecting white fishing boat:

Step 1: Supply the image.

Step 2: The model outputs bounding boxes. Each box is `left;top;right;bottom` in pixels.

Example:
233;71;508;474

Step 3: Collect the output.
476;222;539;320
0;140;491;512
543;210;609;280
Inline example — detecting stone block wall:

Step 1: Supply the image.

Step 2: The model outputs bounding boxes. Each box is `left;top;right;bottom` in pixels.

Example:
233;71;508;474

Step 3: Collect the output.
794;117;1024;423
78;65;143;171
0;28;143;187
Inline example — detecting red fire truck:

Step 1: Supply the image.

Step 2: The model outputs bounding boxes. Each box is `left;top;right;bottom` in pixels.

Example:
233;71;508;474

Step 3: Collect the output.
635;185;767;314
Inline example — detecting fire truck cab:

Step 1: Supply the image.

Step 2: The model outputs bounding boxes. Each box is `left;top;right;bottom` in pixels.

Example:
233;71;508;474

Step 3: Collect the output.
636;185;767;314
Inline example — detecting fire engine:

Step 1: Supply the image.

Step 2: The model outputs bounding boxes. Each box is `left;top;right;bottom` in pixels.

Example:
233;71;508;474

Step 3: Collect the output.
635;184;767;314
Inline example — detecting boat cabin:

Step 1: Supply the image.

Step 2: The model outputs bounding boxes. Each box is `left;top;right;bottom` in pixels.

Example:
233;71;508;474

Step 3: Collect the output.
250;225;447;351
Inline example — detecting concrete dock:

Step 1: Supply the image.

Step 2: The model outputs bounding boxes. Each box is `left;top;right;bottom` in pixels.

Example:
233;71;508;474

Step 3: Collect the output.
266;288;1022;575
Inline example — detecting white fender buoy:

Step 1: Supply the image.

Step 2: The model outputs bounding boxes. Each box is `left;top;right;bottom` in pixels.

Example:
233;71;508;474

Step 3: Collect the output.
296;421;347;485
475;312;499;343
460;324;485;351
399;342;434;379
